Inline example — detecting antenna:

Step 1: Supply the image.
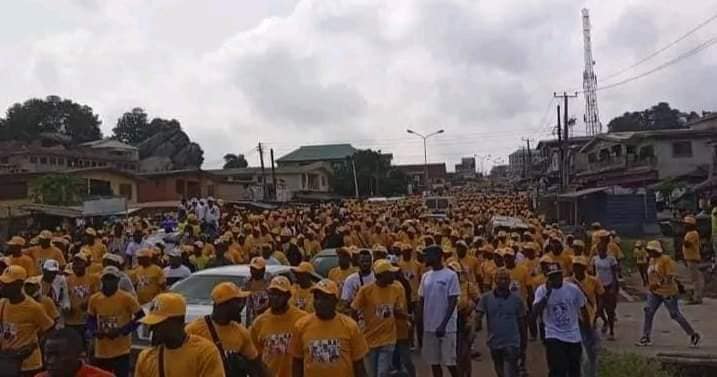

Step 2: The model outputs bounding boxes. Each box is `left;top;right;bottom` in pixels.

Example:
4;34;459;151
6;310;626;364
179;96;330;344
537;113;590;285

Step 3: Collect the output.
582;8;602;135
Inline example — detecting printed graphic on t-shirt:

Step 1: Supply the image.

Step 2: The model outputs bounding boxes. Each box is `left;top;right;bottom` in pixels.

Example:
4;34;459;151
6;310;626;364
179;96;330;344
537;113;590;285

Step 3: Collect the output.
509;280;521;293
98;315;120;332
263;333;291;356
402;271;415;281
375;304;394;319
136;276;150;289
1;322;18;342
356;311;366;330
72;285;91;299
550;303;570;328
294;297;308;311
308;339;341;364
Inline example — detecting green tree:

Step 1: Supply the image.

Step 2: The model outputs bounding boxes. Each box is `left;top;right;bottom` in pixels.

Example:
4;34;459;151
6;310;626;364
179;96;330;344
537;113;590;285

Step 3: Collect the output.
332;149;408;197
30;175;85;205
0;95;102;143
112;108;182;145
223;153;249;168
607;102;690;132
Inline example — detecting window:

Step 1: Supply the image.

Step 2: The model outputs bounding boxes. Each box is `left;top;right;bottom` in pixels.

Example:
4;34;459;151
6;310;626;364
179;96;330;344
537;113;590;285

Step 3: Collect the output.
58;158;64;166
0;157;8;164
611;145;622;157
119;183;132;200
672;141;693;158
0;182;28;200
598;149;610;162
321;175;327;187
626;145;636;154
40;157;47;164
49;157;56;165
207;185;215;197
639;145;655;160
30;157;37;163
176;179;185;195
88;179;112;196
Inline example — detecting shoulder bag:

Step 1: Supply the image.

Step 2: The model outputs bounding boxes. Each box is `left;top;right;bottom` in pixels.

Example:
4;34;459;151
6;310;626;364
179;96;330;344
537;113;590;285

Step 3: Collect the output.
205;315;250;377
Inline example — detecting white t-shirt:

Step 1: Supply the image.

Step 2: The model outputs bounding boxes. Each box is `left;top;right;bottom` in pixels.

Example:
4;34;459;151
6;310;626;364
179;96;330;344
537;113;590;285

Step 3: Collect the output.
163;265;192;281
340;271;375;302
533;282;586;343
418;267;461;333
592;255;618;287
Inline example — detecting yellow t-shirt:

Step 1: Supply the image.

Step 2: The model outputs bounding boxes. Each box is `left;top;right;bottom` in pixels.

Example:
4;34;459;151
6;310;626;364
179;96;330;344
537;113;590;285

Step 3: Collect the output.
66;273;100;325
649;255;679;297
27;246;66;276
304;240;322;258
250;306;308;377
87;290;141;359
350;283;405;348
398;259;422;302
551;252;574;276
8;255;36;277
289;314;369;377
186;317;258;359
633;248;649;265
393;283;411;341
328;266;356;298
38;296;60;322
567;275;604;323
508;264;531;300
135;335;225;377
0;297;54;371
683;230;701;262
481;260;497;288
290;285;316;313
131;265;166;305
448;255;480;283
458;280;480;315
81;242;108;265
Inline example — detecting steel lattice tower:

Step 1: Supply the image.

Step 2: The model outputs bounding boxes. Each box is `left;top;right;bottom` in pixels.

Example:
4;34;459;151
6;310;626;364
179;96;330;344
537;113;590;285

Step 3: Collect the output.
582;8;601;135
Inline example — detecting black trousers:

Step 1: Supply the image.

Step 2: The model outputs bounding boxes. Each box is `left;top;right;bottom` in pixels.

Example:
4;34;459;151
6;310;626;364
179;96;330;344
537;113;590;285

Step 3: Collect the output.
545;338;582;377
94;354;130;377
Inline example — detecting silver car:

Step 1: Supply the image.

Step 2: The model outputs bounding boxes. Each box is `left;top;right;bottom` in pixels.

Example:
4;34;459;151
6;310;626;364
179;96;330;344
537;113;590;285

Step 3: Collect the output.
133;264;321;350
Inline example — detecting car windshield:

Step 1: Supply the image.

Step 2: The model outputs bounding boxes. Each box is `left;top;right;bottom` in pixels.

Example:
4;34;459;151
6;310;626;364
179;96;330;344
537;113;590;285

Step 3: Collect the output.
170;275;250;305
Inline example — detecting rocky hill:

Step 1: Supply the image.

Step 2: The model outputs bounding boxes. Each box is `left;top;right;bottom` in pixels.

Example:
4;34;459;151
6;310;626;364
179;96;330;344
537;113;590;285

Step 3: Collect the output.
137;127;204;171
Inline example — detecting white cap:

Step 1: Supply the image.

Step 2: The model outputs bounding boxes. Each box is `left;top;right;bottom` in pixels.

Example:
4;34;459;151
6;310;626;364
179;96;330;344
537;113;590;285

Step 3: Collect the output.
103;253;124;265
166;248;182;258
42;259;60;272
207;196;215;202
101;266;122;278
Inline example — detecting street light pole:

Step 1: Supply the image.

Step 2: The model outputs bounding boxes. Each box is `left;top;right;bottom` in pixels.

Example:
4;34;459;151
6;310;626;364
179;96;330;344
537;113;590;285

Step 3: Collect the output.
407;129;444;192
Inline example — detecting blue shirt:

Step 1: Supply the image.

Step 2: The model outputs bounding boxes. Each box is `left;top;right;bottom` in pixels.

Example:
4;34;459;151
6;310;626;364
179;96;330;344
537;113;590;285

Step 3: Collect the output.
478;291;525;349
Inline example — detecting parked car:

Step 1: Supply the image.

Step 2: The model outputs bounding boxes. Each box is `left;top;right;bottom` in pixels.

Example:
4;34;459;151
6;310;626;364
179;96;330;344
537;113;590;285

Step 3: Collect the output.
132;264;322;350
311;249;338;278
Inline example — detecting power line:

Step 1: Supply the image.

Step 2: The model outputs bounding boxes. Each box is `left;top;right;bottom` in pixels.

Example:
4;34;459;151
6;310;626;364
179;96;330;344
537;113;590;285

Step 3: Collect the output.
602;11;717;81
592;35;717;93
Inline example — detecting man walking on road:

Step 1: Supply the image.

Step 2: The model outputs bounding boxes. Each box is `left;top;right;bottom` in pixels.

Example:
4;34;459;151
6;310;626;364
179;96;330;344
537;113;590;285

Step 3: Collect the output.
636;241;701;348
477;268;526;377
682;216;704;305
533;263;589;377
418;245;460;377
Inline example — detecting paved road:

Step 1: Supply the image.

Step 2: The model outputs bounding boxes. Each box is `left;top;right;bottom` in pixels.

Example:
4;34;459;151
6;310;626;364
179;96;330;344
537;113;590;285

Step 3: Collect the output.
413;297;716;376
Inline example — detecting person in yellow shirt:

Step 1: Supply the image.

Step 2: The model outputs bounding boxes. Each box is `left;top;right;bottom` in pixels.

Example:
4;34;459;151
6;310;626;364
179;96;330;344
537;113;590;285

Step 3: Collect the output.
0;265;54;376
447;261;480;377
398;243;422;306
547;238;573;276
26;230;66;276
80;228;107;266
23;276;60;327
303;232;322;259
289;262;316;313
87;266;144;377
567;256;604;377
351;260;406;377
251;276;308;377
64;253;100;346
632;241;649;287
6;236;36;277
447;240;480;284
246;257;271;326
480;248;498;292
682;216;704;304
636;240;701;348
290;279;368;377
131;248;166;305
328;248;357;296
186;282;265;377
504;249;531;303
135;293;226;377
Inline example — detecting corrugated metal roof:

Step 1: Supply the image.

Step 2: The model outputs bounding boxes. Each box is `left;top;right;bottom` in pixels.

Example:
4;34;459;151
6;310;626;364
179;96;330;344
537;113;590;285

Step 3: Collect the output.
276;144;356;162
558;186;609;198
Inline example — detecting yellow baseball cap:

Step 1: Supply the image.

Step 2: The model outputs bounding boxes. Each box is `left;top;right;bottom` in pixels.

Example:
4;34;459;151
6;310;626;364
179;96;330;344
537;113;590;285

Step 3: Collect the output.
0;265;27;284
250;257;267;270
85;228;97;237
268;276;292;293
447;261;463;273
573;240;585;247
73;253;89;263
211;282;250;304
572;256;589;266
6;236;26;247
684;216;697;225
373;259;399;274
291;262;315;274
646;240;663;253
38;230;53;240
24;275;42;286
310;279;339;297
139;293;187;326
539;254;554;263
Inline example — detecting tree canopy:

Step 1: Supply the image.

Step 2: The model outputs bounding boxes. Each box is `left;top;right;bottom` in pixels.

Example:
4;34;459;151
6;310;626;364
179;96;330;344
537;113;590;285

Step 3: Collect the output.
0;95;102;143
223;154;249;169
332;149;408;197
112;107;182;145
607;102;700;133
30;175;85;206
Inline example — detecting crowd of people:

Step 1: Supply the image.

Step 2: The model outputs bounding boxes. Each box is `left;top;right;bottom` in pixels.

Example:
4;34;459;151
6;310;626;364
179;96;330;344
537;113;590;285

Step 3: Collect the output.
0;189;707;377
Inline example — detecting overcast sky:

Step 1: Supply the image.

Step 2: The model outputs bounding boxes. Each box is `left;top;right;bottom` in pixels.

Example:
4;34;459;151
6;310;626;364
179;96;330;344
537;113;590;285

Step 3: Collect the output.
1;0;716;171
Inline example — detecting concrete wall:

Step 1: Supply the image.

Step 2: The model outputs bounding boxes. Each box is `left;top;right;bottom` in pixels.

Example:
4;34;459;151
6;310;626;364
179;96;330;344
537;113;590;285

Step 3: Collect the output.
73;171;138;204
138;175;215;202
651;139;712;179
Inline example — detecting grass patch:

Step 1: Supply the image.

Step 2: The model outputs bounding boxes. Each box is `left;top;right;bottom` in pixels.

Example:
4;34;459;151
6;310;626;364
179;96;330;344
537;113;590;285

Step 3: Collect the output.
599;351;675;377
619;236;675;273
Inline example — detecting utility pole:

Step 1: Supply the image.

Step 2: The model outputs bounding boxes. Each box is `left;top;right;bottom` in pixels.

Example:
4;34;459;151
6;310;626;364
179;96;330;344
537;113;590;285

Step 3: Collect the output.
520;138;532;179
554;92;578;191
556;105;562;189
258;143;267;201
351;157;359;198
270;148;277;201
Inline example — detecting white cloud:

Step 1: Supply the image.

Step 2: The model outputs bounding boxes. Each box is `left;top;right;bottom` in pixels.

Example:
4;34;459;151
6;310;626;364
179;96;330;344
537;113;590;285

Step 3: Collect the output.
1;0;716;171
